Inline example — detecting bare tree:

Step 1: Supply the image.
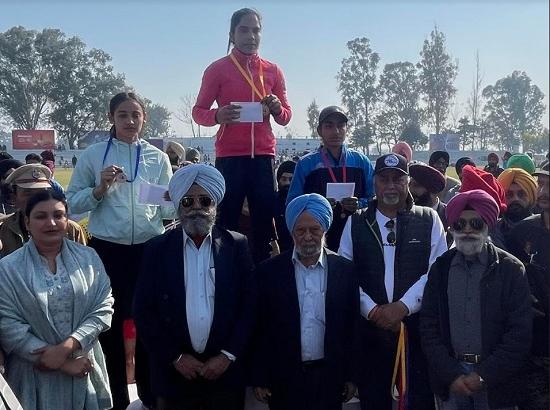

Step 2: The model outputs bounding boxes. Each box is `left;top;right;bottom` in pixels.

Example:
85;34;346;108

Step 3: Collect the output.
467;51;485;149
174;94;201;137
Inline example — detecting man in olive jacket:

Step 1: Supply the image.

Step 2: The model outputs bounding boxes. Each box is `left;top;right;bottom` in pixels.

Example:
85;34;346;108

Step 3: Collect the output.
420;189;532;409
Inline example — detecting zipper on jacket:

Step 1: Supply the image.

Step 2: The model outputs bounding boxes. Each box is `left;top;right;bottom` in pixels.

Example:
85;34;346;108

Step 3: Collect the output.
129;143;135;244
246;57;255;158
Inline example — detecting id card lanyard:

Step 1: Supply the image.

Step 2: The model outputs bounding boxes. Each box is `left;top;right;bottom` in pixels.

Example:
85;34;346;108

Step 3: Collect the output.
102;135;141;183
321;147;347;183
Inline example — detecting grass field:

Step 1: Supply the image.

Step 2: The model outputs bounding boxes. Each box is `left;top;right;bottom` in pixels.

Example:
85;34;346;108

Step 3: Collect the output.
55;169;74;190
55;167;461;191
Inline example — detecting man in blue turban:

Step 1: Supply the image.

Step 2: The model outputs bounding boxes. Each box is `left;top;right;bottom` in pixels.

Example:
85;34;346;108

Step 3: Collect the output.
135;164;256;410
252;193;359;410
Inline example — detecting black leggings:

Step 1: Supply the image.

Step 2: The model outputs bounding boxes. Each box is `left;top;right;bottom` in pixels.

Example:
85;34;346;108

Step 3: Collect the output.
89;237;152;410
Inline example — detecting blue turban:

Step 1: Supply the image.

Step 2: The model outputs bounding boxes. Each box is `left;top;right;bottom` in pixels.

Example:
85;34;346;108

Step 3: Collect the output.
285;193;333;233
168;164;225;206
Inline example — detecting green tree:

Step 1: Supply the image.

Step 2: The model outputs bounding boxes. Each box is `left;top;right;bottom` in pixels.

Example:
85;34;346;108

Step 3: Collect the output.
142;100;171;139
306;99;320;138
417;27;458;136
350;124;374;155
457;116;475;150
482;71;546;151
337;37;380;154
399;122;428;150
0;26;127;148
376;61;423;151
49;46;125;149
0;26;63;128
522;128;549;154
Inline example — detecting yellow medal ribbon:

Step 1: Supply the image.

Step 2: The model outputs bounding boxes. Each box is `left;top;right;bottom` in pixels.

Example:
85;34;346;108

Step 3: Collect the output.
229;52;266;100
391;322;408;409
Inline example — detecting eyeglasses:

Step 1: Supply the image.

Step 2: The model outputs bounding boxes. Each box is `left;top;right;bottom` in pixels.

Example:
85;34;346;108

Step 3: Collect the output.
451;217;485;232
180;196;213;208
385;219;396;245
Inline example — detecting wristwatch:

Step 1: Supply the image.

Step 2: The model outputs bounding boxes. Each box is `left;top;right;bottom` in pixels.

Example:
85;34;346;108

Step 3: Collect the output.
478;375;485;385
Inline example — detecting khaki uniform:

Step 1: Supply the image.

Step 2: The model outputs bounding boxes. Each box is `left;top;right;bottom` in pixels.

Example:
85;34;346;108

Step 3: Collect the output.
0;211;87;258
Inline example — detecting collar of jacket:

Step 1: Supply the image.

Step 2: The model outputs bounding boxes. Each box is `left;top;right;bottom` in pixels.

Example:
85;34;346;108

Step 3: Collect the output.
231;47;260;66
442;242;501;278
365;194;415;221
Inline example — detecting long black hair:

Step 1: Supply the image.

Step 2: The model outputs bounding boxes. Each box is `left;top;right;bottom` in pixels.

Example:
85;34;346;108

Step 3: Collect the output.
227;8;262;54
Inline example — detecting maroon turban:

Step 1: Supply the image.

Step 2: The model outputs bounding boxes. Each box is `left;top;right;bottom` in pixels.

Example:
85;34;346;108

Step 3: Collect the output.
460;165;507;214
409;162;446;194
446;189;500;229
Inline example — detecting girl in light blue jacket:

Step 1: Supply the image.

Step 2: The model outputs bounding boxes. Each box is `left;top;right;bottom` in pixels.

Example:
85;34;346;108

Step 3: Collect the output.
66;92;174;409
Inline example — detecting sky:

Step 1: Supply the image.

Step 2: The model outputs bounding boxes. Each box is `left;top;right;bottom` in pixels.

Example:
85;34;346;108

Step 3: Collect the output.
1;0;549;139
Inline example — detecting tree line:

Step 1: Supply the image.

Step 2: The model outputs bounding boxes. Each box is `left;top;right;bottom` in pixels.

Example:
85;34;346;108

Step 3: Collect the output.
0;27;171;149
306;27;547;155
0;26;547;152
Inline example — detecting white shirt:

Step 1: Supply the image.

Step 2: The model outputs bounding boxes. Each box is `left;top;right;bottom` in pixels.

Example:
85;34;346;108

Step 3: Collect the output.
182;230;215;354
292;248;328;361
339;208;447;319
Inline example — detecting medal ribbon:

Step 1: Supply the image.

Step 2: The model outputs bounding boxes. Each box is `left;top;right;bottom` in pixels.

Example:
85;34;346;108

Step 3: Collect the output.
229;52;266;100
391;322;408;410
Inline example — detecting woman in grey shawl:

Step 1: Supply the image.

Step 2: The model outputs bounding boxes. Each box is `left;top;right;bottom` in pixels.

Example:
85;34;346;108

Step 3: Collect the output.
0;190;113;410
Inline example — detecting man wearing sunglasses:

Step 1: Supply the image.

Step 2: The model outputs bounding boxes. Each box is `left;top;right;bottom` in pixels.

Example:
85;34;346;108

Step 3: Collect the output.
134;164;256;410
420;189;532;410
339;153;447;410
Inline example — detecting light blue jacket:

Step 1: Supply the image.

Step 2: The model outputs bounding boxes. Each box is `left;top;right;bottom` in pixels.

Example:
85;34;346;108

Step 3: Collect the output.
67;137;175;245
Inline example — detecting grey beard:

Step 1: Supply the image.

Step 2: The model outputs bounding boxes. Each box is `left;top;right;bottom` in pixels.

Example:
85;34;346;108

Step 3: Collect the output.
295;237;325;259
382;193;400;206
181;211;216;237
453;229;488;256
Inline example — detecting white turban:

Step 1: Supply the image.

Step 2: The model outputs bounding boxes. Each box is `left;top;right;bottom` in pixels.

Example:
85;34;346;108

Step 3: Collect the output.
165;141;186;160
168;164;225;206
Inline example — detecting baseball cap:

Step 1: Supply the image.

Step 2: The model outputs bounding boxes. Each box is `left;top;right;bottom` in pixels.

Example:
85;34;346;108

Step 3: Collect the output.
318;106;348;125
374;153;409;176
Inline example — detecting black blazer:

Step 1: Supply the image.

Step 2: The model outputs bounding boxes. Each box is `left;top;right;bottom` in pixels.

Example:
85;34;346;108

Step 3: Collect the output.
133;225;256;397
251;249;360;390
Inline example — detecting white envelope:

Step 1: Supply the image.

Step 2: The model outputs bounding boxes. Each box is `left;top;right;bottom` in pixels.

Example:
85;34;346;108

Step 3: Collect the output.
231;101;263;123
138;182;173;207
326;182;356;201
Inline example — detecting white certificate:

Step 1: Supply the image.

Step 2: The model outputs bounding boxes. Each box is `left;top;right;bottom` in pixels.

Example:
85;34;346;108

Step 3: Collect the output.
326;182;356;201
138;182;173;207
231;101;263;123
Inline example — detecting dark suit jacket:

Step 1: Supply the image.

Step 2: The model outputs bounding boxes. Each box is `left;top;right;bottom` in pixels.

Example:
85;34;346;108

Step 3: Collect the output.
420;244;532;408
252;249;359;393
133;225;256;398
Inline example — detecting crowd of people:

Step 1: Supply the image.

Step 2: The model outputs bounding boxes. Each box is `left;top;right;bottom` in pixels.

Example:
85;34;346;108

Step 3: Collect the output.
0;7;547;410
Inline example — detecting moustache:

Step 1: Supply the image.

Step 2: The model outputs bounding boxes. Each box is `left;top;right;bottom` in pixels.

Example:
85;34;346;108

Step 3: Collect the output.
186;211;210;219
454;233;483;241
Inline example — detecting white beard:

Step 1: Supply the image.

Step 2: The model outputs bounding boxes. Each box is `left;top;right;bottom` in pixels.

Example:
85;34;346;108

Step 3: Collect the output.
452;227;489;256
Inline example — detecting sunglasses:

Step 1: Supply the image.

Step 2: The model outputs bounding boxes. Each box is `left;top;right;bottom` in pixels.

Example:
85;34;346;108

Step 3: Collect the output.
180;196;213;208
451;217;485;232
385;219;396;245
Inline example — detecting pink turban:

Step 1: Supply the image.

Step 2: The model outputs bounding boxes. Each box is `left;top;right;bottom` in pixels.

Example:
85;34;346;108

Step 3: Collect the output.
446;189;500;229
460;165;507;214
392;142;413;163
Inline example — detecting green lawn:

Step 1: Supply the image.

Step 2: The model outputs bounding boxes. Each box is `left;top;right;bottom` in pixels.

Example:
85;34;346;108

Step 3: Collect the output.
55;168;73;190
